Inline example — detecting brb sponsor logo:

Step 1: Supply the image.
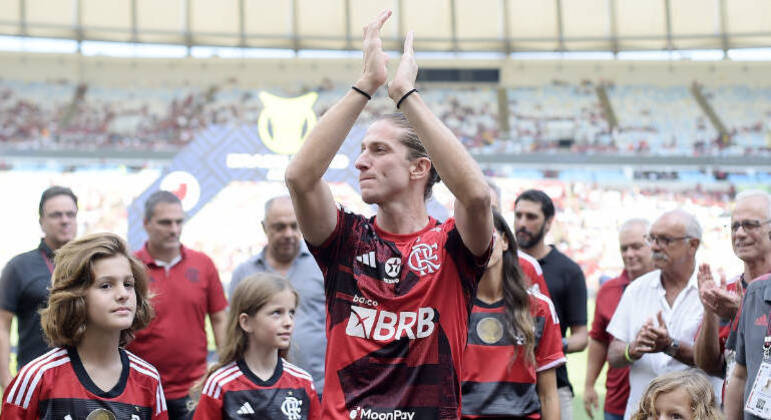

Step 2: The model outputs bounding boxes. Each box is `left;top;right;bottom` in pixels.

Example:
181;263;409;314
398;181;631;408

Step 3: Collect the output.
345;306;435;341
349;407;415;420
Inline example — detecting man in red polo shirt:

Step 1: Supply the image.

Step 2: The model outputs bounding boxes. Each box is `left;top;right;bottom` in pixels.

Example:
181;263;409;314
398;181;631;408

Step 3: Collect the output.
128;190;228;420
583;219;654;420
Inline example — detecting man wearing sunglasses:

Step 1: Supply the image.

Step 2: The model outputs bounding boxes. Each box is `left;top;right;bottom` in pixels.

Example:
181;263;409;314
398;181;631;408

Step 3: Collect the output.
607;210;722;419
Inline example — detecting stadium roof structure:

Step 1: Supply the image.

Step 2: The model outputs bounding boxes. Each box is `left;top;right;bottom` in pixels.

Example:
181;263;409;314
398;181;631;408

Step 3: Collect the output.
0;0;769;55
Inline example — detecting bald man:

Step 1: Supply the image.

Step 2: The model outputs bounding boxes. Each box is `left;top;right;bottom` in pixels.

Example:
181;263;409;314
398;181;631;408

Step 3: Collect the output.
606;210;722;419
584;219;654;420
230;196;326;393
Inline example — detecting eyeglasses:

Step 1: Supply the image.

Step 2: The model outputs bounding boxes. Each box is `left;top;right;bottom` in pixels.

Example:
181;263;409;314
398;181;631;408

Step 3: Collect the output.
729;219;771;232
645;234;691;247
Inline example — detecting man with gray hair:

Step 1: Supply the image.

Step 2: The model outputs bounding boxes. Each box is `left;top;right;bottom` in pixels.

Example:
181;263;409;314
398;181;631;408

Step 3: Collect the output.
695;191;771;377
584;218;654;420
699;190;771;418
607;210;722;419
128;190;228;420
230;195;326;393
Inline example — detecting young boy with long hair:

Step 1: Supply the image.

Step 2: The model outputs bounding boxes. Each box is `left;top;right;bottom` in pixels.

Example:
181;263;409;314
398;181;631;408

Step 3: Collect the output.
1;232;166;420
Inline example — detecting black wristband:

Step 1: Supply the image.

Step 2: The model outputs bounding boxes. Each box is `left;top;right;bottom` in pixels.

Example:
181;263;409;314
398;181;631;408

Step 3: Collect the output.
396;88;418;109
351;86;372;100
562;337;568;353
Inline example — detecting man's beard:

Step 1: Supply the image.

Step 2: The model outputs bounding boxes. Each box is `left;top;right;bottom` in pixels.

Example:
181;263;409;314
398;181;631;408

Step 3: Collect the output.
516;223;546;249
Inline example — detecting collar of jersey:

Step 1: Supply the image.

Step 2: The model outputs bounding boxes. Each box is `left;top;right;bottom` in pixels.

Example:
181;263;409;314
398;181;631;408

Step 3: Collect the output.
67;346;130;398
237;357;283;387
473;297;504;309
372;216;439;242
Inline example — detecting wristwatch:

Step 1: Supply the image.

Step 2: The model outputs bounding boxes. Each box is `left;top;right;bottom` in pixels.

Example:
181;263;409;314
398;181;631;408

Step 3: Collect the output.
664;338;680;357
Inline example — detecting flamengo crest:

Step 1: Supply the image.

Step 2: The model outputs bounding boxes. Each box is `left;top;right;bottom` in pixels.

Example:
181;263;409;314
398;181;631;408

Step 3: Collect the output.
281;395;303;420
408;243;440;276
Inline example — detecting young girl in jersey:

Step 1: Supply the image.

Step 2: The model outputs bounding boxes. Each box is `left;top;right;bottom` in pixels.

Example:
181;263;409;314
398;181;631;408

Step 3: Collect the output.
461;211;564;419
192;273;320;420
631;370;720;420
1;232;166;420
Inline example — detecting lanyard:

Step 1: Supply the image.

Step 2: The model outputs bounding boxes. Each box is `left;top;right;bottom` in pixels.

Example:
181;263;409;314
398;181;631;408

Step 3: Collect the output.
40;250;54;275
764;310;771;360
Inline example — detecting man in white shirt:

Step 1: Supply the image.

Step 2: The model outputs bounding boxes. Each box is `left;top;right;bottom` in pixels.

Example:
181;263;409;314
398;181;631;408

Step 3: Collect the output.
607;209;722;419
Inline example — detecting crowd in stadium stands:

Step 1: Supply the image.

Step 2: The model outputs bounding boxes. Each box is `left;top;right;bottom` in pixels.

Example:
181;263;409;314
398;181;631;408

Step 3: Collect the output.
608;84;717;155
703;85;771;150
506;81;611;152
1;78;769;156
0;78;497;152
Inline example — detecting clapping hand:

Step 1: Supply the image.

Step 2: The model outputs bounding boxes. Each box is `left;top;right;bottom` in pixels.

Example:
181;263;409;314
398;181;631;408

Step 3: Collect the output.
698;263;739;319
633;312;671;354
388;30;418;102
357;10;392;95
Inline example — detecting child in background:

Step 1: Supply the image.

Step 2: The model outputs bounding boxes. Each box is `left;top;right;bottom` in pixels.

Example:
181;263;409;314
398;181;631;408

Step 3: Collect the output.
193;273;320;419
1;232;166;420
631;370;721;420
461;211;565;419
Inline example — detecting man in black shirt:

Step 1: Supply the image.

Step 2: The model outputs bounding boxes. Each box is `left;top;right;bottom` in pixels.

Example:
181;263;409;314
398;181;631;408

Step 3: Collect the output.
514;189;588;420
0;186;78;389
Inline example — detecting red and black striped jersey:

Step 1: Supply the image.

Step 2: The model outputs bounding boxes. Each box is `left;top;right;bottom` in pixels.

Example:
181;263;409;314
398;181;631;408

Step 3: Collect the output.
308;208;491;420
1;347;167;420
194;358;320;420
461;292;565;419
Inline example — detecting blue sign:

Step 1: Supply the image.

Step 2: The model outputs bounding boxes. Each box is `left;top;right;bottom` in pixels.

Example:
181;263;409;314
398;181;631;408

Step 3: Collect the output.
127;93;448;250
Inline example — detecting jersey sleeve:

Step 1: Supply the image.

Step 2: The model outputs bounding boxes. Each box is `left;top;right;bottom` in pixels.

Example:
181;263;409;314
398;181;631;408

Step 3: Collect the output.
192;393;224;420
533;295;566;372
306;208;365;292
1;370;42;420
518;253;550;298
153;381;169;420
205;256;228;314
529;271;549;299
306;382;322;419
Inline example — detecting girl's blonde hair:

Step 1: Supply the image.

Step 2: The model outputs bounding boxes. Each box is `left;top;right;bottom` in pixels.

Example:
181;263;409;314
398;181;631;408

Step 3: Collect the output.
40;232;154;347
631;370;721;420
192;273;298;398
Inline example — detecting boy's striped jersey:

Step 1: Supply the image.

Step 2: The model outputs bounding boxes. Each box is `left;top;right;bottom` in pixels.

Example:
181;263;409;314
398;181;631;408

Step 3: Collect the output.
1;347;167;420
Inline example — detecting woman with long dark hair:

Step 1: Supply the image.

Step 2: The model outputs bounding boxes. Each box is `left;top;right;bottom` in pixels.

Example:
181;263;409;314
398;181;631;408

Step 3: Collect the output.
462;211;564;419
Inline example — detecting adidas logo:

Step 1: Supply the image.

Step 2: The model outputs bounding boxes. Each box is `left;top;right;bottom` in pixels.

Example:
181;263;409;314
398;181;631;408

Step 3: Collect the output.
237;402;255;415
356;251;376;268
